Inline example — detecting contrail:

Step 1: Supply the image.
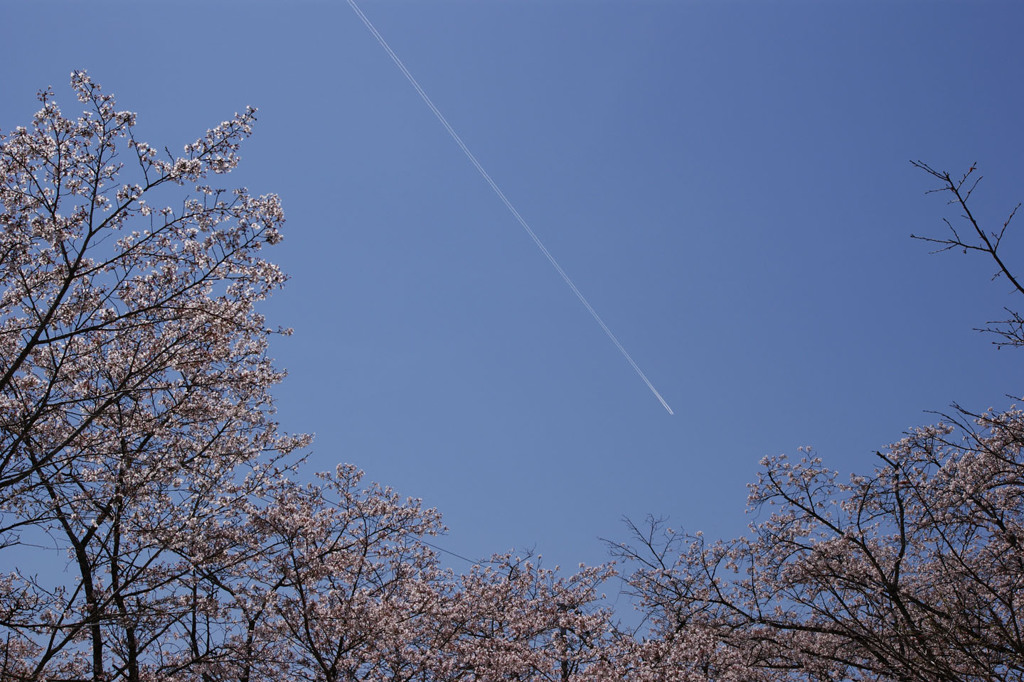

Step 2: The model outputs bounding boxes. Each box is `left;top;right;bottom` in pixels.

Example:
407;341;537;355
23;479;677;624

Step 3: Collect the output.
346;0;674;416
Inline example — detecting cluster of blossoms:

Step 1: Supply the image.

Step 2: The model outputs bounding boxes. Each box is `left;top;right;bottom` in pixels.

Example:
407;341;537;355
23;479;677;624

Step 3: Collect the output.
2;74;1022;682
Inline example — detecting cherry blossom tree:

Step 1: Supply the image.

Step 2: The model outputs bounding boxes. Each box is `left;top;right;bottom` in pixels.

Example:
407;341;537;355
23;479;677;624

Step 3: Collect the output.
205;472;622;682
221;465;450;682
436;554;617;681
0;71;307;682
613;164;1024;681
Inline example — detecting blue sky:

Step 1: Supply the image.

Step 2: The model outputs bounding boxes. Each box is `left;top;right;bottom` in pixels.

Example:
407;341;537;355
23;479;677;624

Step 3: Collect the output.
4;0;1024;575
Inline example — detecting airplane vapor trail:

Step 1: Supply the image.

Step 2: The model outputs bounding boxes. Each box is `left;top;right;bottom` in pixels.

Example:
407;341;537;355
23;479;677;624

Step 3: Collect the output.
346;0;674;416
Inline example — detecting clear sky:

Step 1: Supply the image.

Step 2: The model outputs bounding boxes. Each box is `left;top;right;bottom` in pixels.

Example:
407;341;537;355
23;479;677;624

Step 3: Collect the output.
4;0;1024;576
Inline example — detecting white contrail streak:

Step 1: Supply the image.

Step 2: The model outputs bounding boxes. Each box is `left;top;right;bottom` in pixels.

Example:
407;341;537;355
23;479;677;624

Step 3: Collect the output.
346;0;674;416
